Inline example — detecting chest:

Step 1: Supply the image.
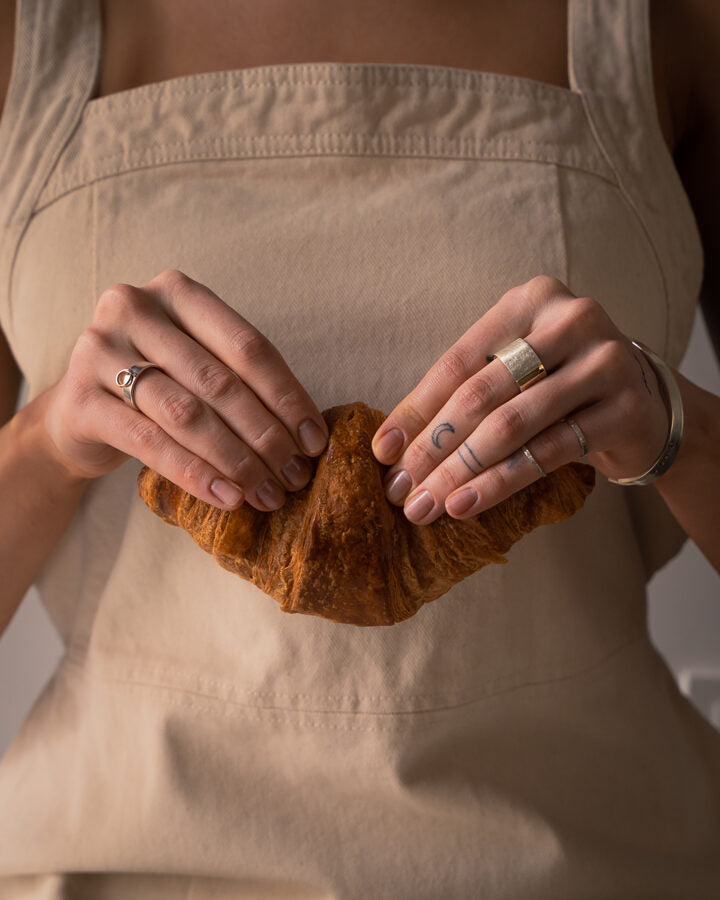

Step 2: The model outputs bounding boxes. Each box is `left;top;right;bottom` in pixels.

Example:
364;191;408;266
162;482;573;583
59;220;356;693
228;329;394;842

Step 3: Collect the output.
95;0;677;152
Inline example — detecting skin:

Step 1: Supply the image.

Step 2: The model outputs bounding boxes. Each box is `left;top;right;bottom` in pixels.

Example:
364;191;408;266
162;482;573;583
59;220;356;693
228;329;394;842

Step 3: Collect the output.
0;0;719;632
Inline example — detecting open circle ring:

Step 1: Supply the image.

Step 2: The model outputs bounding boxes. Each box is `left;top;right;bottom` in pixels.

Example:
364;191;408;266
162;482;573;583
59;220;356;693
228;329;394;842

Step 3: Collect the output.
115;363;163;411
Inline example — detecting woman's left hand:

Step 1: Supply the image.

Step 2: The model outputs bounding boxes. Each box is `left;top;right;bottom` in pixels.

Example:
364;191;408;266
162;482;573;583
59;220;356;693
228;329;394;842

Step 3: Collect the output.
371;275;671;525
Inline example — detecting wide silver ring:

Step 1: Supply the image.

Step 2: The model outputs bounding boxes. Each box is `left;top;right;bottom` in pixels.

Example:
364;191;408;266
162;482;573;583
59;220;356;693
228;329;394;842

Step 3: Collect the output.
115;363;163;410
521;444;546;478
564;416;588;457
491;337;547;392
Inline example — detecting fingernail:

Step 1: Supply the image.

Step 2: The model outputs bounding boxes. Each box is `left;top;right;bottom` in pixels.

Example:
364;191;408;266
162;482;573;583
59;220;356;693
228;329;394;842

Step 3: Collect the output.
282;454;312;488
385;470;412;504
446;487;478;516
404;489;435;523
210;478;244;508
374;427;404;461
257;479;286;510
299;419;328;455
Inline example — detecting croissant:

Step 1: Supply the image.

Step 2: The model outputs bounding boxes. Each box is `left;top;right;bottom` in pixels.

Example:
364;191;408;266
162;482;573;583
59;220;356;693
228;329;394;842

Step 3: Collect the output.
137;401;595;626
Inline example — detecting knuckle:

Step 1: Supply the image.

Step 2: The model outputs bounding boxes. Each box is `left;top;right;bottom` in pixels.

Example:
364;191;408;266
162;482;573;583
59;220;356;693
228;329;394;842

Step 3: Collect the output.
193;363;238;404
455;374;495;416
554;296;606;345
180;455;209;492
227;452;253;483
511;274;567;311
572;295;602;329
406;438;438;470
392;400;428;436
251;419;286;453
435;346;472;386
591;339;630;390
488;403;525;444
151;268;192;290
595;337;627;368
64;367;97;411
272;385;305;419
528;273;564;294
128;418;163;452
436;464;462;492
96;282;144;320
483;463;511;496
160;392;206;429
72;327;105;360
228;327;270;365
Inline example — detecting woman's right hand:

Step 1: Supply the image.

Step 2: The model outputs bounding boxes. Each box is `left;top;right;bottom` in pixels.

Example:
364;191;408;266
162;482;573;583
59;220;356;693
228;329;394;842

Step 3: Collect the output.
41;268;329;512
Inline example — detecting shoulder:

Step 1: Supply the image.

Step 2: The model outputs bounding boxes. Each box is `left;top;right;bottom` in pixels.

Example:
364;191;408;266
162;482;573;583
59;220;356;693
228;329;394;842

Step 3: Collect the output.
0;0;15;120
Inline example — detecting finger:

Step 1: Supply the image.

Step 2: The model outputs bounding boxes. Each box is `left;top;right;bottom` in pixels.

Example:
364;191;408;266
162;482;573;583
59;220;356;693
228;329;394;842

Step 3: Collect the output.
148;270;329;455
399;357;598;525
100;300;315;494
85;388;248;511
371;275;576;464
382;324;587;506
101;344;288;513
101;272;329;457
444;403;606;520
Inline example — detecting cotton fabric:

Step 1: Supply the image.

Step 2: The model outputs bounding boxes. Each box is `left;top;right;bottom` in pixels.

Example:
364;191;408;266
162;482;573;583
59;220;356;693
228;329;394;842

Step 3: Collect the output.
0;0;718;896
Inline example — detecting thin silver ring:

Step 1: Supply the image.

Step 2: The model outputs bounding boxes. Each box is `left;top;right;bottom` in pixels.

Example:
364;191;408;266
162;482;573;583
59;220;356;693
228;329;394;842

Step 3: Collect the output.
521;444;546;478
115;363;163;410
564;416;588;457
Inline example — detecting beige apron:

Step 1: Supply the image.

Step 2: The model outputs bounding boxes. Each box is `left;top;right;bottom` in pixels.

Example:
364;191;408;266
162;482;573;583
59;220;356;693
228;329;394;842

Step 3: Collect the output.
0;0;718;896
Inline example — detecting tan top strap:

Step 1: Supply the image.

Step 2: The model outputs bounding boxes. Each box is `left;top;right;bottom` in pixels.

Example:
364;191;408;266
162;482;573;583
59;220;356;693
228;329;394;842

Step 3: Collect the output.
568;0;703;362
0;0;100;327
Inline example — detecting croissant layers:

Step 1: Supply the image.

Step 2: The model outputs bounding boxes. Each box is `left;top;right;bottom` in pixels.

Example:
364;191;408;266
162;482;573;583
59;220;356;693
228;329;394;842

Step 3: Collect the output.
137;401;595;626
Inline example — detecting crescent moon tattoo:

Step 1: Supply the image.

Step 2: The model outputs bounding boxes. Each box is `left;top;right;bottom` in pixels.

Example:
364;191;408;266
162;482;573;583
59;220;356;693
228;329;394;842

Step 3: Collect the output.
431;422;455;447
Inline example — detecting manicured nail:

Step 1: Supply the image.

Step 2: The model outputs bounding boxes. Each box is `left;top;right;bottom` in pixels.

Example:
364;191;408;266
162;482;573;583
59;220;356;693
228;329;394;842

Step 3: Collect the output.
374;427;404;461
299;419;328;455
404;490;435;523
446;487;478;516
210;478;244;508
385;470;412;504
257;479;286;510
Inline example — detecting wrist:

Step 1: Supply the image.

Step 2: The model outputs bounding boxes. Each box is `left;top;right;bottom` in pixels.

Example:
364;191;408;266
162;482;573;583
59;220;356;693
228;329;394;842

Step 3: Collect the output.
608;340;683;486
10;385;93;490
653;371;718;493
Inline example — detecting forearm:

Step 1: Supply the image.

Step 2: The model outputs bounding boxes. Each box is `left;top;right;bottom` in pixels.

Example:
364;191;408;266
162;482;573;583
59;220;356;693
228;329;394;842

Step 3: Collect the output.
0;386;91;638
653;370;720;573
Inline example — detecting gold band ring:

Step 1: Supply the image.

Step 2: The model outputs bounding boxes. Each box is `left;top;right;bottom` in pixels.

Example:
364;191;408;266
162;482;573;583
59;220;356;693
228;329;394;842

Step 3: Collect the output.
491;337;547;392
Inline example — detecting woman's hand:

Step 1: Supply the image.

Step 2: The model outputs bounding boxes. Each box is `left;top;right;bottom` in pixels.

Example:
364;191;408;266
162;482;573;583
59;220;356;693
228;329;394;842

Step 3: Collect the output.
371;275;671;525
42;268;329;512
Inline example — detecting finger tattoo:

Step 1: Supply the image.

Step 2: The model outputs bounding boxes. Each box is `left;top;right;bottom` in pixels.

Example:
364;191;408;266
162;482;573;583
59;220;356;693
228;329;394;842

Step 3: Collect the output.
507;450;524;469
458;442;484;476
632;352;652;396
432;422;456;447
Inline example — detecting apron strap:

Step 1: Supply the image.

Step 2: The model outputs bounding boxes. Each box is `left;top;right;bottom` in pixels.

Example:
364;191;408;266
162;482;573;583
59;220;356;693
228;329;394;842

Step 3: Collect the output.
567;0;702;364
0;0;100;332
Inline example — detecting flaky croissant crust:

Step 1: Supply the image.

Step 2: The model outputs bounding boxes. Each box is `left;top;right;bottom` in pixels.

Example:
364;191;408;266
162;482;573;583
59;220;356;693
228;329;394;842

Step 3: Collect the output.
137;401;595;626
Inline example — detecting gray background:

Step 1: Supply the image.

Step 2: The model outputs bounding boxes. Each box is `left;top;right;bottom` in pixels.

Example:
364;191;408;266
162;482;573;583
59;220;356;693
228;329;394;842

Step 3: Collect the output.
1;309;719;756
